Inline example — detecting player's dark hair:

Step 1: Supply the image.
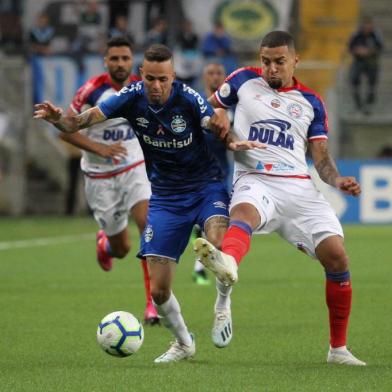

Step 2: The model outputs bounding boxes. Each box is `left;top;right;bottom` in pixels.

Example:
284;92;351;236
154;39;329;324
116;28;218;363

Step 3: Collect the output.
260;31;295;51
144;44;173;62
106;36;132;51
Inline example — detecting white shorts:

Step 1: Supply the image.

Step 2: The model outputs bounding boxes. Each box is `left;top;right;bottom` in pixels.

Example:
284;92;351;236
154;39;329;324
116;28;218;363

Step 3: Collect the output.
230;173;343;259
85;164;151;236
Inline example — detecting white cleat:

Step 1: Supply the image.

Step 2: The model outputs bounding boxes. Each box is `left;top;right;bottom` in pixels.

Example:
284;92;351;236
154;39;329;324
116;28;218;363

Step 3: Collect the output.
154;333;195;363
327;347;366;366
212;309;233;348
193;238;238;286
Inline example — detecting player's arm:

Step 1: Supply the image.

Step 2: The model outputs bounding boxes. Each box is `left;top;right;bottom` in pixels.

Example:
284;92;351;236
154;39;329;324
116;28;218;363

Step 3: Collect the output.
309;140;361;196
207;108;230;139
34;100;106;133
208;94;221;109
60;132;127;159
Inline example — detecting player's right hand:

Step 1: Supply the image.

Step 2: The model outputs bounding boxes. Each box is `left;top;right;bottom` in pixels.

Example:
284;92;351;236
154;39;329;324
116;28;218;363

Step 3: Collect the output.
96;142;128;160
34;101;63;123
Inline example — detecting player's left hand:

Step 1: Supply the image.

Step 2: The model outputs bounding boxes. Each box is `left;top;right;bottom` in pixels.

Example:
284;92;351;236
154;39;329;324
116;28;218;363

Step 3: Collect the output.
335;176;361;196
228;140;267;151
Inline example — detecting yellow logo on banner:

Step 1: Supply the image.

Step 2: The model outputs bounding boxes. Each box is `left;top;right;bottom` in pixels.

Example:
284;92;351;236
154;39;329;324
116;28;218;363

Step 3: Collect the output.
216;0;278;40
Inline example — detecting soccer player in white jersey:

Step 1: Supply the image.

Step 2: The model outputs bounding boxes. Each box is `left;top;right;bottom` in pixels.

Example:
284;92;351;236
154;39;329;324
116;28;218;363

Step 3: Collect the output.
60;37;159;325
194;31;366;366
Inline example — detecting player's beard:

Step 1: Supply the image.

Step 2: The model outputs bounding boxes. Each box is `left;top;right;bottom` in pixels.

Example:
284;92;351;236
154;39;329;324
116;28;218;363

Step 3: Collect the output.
111;68;129;84
267;78;283;89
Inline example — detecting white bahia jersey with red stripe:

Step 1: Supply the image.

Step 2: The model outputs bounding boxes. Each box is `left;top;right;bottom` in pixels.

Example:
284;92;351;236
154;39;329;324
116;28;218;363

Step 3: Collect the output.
70;73;144;175
215;67;329;179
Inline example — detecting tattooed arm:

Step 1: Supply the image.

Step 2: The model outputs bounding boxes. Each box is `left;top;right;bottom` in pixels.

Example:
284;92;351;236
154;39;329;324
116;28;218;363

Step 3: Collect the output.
309;140;361;196
34;100;106;133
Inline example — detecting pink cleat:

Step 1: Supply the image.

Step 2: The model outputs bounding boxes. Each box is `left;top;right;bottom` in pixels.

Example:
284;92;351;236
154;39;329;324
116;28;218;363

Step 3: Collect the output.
144;302;160;326
96;230;113;271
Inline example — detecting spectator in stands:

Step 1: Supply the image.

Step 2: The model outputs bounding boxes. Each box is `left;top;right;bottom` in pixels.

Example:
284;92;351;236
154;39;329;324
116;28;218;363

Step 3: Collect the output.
174;19;200;87
145;18;168;47
377;145;392;159
28;12;55;56
0;0;23;53
348;16;384;115
109;15;135;49
176;19;199;51
145;0;166;31
80;0;102;25
202;22;232;59
78;0;106;54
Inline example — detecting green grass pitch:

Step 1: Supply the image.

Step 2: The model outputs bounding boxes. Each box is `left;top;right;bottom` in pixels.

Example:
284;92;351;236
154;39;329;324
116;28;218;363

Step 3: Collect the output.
0;217;391;391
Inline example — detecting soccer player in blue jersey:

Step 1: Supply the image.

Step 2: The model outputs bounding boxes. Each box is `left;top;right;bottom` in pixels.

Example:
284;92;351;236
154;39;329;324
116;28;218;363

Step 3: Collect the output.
34;44;263;363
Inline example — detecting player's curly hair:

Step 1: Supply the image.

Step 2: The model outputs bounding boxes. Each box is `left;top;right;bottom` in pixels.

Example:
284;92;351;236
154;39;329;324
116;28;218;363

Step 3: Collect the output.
144;44;173;62
260;31;295;51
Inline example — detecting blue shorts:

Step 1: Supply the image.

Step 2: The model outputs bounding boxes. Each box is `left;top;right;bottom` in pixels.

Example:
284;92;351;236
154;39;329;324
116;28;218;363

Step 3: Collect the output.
140;181;229;262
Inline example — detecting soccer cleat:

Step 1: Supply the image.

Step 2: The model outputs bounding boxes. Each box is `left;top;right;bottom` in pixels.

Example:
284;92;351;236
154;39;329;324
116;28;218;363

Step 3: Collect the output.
96;230;113;271
154;333;195;363
193;238;238;286
327;347;366;366
212;309;233;348
144;302;160;326
192;269;211;286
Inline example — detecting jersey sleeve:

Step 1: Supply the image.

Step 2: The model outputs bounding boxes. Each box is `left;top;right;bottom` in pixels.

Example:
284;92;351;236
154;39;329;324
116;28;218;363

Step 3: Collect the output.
307;95;328;141
298;87;329;141
183;85;215;128
214;67;262;108
70;82;94;114
98;83;139;119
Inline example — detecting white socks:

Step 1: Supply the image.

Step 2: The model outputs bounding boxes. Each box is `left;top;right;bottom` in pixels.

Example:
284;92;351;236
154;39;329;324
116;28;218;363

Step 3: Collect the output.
215;278;232;311
154;293;192;346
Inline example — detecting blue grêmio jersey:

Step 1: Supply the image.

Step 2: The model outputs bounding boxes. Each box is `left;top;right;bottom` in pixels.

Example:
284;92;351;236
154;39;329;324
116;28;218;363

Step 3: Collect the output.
98;80;223;195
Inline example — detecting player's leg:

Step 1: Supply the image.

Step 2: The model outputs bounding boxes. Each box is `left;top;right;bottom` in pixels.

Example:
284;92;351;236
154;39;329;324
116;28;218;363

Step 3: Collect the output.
85;173;135;270
193;181;238;286
194;176;270;281
192;182;232;347
280;180;365;366
131;199;159;325
140;195;195;362
316;235;366;366
147;256;195;363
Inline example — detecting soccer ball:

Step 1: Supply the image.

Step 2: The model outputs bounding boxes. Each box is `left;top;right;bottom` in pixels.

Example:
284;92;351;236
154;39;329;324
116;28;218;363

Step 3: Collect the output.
97;311;144;357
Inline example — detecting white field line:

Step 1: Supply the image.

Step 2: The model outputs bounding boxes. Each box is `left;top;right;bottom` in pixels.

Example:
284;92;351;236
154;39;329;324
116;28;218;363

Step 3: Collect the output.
0;233;95;251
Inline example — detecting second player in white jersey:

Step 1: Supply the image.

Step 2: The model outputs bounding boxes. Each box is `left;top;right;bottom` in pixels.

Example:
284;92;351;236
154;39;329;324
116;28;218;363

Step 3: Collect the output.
69;73;143;176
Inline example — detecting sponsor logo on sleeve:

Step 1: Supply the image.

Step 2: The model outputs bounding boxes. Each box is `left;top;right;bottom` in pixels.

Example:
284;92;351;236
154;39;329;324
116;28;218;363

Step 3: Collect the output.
219;83;231;98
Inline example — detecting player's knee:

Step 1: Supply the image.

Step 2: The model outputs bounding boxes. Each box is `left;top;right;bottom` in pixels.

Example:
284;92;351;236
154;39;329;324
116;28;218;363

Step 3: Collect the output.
110;243;130;258
323;250;349;273
206;230;223;248
151;288;170;305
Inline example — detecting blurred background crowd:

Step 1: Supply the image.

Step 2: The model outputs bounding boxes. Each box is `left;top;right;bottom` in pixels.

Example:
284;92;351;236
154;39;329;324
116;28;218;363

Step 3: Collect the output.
0;0;391;222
